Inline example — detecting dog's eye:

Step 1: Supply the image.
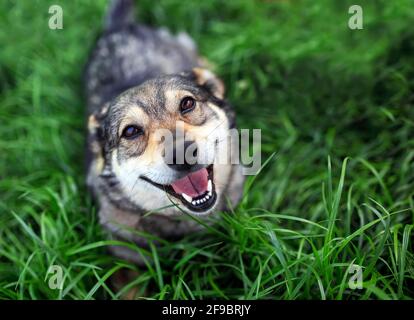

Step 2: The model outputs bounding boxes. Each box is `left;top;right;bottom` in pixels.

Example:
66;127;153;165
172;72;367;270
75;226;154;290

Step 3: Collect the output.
180;96;196;114
122;125;143;139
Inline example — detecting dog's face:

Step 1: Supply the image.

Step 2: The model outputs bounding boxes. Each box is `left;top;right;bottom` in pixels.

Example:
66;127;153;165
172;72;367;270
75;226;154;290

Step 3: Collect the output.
92;68;235;216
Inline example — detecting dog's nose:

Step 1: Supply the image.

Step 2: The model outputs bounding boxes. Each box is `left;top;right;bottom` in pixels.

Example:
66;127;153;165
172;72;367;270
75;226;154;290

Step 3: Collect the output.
166;140;198;172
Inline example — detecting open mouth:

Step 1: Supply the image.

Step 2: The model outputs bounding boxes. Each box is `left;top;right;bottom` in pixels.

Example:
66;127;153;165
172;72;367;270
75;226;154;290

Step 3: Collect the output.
141;165;217;212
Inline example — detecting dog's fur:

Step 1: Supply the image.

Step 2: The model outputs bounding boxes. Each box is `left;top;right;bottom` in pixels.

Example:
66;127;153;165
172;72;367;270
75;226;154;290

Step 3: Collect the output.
84;0;245;264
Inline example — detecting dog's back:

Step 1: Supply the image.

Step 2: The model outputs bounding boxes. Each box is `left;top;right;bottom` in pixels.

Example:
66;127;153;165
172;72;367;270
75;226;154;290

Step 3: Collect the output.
84;0;200;114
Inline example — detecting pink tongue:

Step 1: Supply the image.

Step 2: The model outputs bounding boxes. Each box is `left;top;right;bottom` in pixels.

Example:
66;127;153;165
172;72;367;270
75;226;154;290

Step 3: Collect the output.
171;168;208;198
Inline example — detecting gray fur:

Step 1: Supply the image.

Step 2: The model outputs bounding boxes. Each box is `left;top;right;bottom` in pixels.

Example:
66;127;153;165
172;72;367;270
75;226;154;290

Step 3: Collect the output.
84;0;245;265
85;11;200;113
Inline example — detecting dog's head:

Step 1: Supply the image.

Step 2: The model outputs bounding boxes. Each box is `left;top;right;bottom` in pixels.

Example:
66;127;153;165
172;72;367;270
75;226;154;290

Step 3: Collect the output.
90;68;236;216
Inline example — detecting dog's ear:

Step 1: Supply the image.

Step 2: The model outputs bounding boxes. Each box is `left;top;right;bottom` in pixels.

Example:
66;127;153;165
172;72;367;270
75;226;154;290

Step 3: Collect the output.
87;102;110;158
87;103;110;176
191;67;225;99
88;103;109;140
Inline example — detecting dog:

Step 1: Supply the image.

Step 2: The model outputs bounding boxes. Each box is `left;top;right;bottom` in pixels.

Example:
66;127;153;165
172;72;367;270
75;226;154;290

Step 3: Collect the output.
84;0;245;266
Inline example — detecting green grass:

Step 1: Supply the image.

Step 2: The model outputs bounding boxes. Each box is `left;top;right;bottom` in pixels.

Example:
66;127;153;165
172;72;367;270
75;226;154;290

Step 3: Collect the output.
0;0;413;300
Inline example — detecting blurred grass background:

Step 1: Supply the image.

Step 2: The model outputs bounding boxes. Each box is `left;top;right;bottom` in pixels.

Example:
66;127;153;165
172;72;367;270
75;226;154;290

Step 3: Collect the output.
0;0;413;299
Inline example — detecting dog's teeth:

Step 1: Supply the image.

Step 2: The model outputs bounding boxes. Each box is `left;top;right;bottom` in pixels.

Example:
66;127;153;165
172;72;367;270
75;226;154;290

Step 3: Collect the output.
192;201;197;205
205;194;210;199
182;193;192;203
207;180;212;192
